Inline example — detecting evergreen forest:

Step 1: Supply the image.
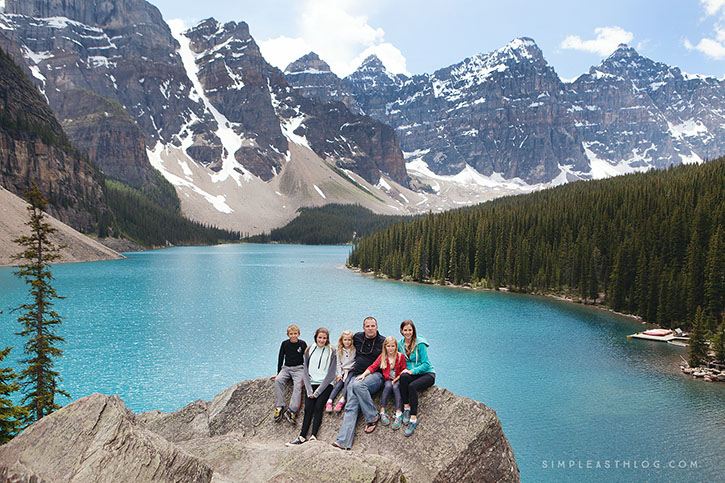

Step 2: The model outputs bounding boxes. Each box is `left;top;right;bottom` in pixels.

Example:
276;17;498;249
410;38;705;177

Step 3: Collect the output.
102;180;241;247
348;159;725;330
246;204;411;245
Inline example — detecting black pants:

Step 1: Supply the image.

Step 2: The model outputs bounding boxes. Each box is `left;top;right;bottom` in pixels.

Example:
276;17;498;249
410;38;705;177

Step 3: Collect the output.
399;372;435;416
300;384;334;438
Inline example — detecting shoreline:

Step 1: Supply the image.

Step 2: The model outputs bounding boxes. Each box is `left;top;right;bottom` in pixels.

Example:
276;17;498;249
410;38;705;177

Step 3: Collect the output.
346;266;724;384
347;265;648;324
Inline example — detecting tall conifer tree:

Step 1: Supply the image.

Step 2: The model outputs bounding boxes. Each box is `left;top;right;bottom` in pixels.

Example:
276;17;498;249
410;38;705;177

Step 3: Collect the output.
12;184;69;423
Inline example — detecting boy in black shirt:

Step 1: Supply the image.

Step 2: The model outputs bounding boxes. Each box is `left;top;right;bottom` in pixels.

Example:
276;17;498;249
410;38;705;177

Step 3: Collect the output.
273;325;307;423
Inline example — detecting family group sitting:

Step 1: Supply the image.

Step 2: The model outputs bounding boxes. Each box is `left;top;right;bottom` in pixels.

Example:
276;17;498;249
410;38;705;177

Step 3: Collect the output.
271;317;435;449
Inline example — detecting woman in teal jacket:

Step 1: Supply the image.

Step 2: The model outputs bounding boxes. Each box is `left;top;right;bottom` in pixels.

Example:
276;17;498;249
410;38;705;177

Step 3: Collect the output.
397;320;435;436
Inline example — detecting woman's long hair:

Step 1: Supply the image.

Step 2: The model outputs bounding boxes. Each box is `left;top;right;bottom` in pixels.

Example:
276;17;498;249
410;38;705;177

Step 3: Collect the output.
305;327;331;354
400;320;418;357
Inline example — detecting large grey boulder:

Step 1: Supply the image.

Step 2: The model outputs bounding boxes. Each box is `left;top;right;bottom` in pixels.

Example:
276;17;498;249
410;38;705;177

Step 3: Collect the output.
0;394;213;482
0;379;519;482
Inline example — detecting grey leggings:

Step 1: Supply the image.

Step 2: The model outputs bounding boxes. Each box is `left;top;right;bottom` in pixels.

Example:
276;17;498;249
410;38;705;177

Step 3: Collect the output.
329;372;354;401
381;379;401;410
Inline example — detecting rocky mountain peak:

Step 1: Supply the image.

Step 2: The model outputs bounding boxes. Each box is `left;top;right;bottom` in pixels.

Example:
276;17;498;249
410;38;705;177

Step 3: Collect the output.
597;44;679;83
357;54;386;72
285;51;331;74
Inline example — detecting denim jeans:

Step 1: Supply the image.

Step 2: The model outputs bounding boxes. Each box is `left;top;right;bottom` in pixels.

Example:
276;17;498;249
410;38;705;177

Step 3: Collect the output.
334;371;384;448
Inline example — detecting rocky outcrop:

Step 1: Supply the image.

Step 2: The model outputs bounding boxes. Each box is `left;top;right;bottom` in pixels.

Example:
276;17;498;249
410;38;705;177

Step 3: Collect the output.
0;394;213;482
1;0;208;146
0;379;520;482
286;52;362;114
57;89;157;189
0;48;105;232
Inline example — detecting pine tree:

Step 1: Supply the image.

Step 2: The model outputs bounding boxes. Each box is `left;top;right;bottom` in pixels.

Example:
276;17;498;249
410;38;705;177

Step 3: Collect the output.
688;307;709;368
712;320;725;363
0;347;27;444
12;184;69;423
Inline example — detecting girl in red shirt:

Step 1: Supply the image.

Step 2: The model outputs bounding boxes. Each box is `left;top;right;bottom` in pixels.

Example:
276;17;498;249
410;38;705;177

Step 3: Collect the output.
356;336;407;431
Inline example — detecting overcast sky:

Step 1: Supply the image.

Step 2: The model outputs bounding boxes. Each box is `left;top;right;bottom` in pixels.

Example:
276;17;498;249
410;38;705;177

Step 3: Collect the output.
150;0;725;80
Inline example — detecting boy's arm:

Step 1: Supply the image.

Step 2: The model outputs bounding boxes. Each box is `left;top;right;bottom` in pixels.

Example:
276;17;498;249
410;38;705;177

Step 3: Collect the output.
277;341;286;374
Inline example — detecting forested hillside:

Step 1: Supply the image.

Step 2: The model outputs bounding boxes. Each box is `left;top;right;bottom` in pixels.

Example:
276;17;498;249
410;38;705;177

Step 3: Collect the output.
348;160;725;330
102;180;241;247
246;204;411;245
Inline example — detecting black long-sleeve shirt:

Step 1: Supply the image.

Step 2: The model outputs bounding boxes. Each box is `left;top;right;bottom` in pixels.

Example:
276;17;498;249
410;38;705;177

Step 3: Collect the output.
277;339;307;373
352;331;385;374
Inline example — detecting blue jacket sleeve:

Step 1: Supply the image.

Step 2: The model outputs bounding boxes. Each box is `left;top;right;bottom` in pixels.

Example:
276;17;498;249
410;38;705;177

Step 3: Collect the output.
411;342;433;375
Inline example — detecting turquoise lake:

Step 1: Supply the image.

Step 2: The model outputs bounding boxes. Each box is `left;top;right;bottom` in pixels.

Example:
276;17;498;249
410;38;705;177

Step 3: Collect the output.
0;244;723;482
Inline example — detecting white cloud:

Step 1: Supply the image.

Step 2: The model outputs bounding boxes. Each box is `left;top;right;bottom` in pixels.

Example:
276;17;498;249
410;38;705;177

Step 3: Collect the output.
686;1;725;60
685;28;725;59
258;35;313;72
258;0;408;77
701;0;725;15
560;26;634;56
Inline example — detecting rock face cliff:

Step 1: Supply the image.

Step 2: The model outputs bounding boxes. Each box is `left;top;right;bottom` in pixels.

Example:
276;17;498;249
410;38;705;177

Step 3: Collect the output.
0;379;519;482
286;41;725;185
285;52;362;114
0;0;409;203
0;48;105;232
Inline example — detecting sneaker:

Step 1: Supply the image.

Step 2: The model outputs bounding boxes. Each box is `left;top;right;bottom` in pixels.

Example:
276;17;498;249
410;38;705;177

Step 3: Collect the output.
380;412;390;426
325;402;333;412
402;408;411;424
273;407;283;422
286;436;305;446
284;409;297;424
309;435;317;441
391;414;402;430
404;419;418;437
334;400;345;412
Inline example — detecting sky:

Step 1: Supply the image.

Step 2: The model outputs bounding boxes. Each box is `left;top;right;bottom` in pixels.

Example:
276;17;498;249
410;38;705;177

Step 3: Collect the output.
149;0;725;81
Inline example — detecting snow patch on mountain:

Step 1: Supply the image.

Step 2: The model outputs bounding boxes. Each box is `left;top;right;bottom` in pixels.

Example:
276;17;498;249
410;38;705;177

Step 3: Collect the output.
169;20;252;186
584;144;646;179
669;120;708;138
406;159;532;192
147;142;233;213
313;185;326;199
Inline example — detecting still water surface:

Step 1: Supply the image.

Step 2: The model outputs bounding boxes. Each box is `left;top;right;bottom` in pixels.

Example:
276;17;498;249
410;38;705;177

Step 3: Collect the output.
0;244;723;482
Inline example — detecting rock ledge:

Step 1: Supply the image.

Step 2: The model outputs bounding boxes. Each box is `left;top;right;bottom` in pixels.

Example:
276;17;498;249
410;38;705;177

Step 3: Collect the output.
0;379;519;482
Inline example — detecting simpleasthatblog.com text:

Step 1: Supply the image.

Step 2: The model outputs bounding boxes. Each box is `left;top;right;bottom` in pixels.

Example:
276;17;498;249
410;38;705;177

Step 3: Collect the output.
542;459;699;470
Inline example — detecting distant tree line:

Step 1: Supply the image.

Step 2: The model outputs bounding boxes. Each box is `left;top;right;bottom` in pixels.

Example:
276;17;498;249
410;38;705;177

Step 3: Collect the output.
246;204;411;245
348;159;725;332
102;180;241;246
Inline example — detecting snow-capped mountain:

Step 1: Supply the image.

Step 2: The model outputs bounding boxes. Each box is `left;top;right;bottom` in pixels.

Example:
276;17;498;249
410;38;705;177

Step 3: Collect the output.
286;40;725;186
567;44;723;174
0;0;416;234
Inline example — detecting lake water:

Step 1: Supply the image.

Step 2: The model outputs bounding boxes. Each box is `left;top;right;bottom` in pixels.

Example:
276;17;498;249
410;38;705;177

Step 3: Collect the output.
0;244;723;482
